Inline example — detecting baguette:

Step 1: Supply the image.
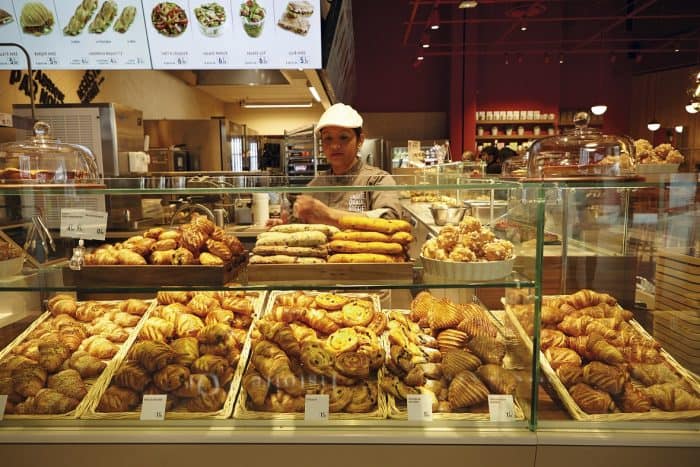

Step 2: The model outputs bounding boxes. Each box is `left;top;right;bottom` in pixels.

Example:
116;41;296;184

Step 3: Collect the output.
250;254;326;264
252;245;328;258
255;230;327;247
269;223;339;237
332;230;414;245
339;215;412;235
328;240;403;255
328;253;403;263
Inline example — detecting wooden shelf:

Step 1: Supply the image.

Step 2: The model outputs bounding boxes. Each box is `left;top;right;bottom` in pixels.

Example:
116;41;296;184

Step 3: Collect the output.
476;119;556;125
476;135;547;141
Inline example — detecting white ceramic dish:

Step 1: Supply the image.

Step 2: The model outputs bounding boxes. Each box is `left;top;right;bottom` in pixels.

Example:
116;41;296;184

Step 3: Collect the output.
637;163;680;174
421;254;515;281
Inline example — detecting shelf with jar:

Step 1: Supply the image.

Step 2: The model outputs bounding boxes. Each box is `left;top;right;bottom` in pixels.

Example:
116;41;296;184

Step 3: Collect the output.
476;120;558;142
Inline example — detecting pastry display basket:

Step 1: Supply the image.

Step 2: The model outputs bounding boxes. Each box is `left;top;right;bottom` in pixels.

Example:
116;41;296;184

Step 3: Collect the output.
526;112;636;179
0;121;101;185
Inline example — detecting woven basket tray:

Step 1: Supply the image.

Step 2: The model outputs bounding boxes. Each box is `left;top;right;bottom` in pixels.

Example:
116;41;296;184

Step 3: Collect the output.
383;309;526;421
233;290;388;420
503;299;700;421
82;292;267;420
0;299;155;419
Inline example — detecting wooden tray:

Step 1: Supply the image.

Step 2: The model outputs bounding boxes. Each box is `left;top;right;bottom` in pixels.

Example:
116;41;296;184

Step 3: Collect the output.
63;255;246;287
503;301;700;421
0;299;155;419
246;261;415;286
233;290;387;420
82;292;267;420
384;309;526;421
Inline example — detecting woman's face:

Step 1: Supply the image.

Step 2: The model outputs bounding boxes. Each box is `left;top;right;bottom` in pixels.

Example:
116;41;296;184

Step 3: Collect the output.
320;126;363;175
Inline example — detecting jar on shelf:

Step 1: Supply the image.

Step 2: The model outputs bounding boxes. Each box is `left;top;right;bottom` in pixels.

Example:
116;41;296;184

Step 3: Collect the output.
477;126;484;136
517;126;525;136
533;126;541;136
491;126;499;136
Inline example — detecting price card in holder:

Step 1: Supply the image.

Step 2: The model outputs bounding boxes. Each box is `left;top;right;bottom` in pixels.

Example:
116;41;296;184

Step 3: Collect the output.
0;394;7;420
140;394;167;421
60;209;108;241
304;394;329;422
407;394;433;422
488;394;516;422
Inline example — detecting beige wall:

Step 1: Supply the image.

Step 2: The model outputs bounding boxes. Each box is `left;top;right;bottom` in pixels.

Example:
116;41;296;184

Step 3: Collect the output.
224;103;323;135
361;112;448;140
629;66;699;170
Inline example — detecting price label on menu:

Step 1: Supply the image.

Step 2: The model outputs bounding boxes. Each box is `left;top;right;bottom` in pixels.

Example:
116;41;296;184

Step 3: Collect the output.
304;394;329;422
407;394;433;422
0;394;7;420
140;394;167;421
60;208;108;241
488;394;516;422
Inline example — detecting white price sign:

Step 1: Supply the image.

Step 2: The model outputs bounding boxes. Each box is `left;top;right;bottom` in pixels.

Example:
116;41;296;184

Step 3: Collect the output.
60;209;108;240
140;394;167;421
407;394;433;422
0;394;7;420
304;394;329;422
488;394;516;422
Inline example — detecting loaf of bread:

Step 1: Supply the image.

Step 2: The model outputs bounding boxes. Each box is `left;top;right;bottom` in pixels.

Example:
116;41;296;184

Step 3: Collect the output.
269;223;339;237
255;231;327;247
332;230;414;245
250;255;326;264
328;240;404;255
328;253;401;263
252;245;328;258
339;215;412;234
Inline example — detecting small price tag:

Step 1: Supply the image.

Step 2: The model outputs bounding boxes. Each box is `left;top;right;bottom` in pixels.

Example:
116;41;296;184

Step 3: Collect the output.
488;394;516;422
0;394;7;420
140;394;167;421
60;208;108;240
407;394;432;422
304;394;329;422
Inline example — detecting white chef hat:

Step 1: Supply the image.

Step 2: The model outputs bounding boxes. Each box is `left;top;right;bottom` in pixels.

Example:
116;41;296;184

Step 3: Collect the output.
316;103;363;133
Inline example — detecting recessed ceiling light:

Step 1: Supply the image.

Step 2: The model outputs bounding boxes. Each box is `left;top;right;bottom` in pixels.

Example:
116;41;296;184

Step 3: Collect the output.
520;23;527;31
417;56;425;61
590;105;607;116
674;125;684;133
458;1;478;8
647;120;661;132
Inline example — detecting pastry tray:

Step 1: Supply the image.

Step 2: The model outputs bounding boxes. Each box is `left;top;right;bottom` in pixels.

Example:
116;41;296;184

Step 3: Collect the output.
383;309;526;421
503;298;700;421
0;299;155;419
82;292;267;420
246;261;415;286
233;290;387;420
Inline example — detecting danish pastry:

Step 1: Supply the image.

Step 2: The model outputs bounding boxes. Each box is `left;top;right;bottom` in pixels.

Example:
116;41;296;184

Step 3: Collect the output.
341;300;374;327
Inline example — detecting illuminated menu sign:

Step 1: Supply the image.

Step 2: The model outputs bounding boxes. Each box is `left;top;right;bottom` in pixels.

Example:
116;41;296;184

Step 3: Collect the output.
0;0;321;69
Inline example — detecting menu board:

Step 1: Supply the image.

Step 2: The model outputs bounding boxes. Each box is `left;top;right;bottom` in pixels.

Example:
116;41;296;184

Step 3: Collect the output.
0;0;321;69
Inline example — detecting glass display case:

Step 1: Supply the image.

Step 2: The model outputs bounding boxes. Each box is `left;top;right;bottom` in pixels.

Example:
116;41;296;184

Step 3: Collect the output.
0;173;698;466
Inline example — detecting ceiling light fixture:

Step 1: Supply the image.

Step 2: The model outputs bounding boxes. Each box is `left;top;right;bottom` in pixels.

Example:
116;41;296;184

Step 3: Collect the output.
420;32;430;48
520;23;527;32
646;120;661;132
674;125;684;133
559;53;564;64
307;81;321;102
241;100;313;109
417;55;425;61
686;102;699;114
429;9;440;30
458;1;478;8
591;105;608;116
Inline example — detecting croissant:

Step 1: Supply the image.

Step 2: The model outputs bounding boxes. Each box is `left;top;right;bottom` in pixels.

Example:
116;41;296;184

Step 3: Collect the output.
242;369;270;407
545;347;582;370
58;324;88;351
466;335;506;365
300;308;340;335
180;225;208;253
617;382;652;413
541;305;568;326
175;313;205;338
130;340;178;373
585;319;619;339
223;233;245;256
619;345;664;364
111;361;149;392
111;311;141;328
220;297;254;316
76;302;108;322
48;368;87;400
1;355;39;372
48;296;78;317
187;294;219;318
205;239;233;261
252;340;304;396
569;383;615;414
379;373;419;400
198;322;235;347
172;247;196;265
173;373;213;398
257;320;300;358
204;308;235;327
556;363;584;388
629;363;680;386
191;355;233;387
38;341;71;373
582;361;627;395
13;365;48;397
640;384;700;411
270;305;304;323
566;335;593;360
89;319;129;343
263;390;306;412
98;386;140;412
119;299;150;316
476;364;518;394
157;291;190;305
586;333;624;365
153;364;190;392
29;388;80;414
140;317;175;342
607;328;658;349
115;249;147;265
565;289;617;309
541;329;567;350
448;370;489;409
557;315;594;337
67;350;106;378
171;336;200;366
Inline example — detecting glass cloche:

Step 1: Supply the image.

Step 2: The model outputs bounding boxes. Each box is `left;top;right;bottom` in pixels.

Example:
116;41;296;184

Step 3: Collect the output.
527;112;636;179
0;121;100;184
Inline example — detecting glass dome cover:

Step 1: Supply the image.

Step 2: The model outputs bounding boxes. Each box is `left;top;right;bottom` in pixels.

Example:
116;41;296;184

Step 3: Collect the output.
0;121;100;184
527;112;636;179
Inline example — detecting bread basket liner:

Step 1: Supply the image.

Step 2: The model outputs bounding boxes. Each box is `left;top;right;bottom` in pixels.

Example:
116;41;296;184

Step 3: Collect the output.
0;299;156;420
82;292;267;420
383;309;525;421
421;255;516;282
233;290;388;420
502;297;700;421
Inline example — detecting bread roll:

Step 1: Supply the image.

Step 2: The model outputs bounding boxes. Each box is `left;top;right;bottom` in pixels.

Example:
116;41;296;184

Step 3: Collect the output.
338;215;412;234
327;253;401;263
269;223;339;237
256;231;327;247
328;240;403;255
252;245;328;258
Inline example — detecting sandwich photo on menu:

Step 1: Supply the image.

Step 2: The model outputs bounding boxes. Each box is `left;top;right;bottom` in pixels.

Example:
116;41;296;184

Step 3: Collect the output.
0;8;15;26
63;0;98;36
277;1;313;36
20;2;54;36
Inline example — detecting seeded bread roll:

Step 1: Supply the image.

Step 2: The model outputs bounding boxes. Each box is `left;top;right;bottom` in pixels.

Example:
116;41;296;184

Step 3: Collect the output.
252;245;328;258
250;255;326;264
255;230;327;247
269;223;339;237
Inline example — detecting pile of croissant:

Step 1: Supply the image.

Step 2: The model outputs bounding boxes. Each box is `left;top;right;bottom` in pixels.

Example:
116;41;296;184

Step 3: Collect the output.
84;214;245;266
381;292;517;413
241;291;387;414
422;215;514;262
0;295;149;415
511;289;700;414
97;290;257;414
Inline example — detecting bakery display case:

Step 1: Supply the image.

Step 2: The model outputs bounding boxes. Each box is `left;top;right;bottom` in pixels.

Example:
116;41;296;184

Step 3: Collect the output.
0;172;698;466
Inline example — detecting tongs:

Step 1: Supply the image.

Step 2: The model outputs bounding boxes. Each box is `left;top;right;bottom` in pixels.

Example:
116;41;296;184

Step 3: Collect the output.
23;215;56;257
